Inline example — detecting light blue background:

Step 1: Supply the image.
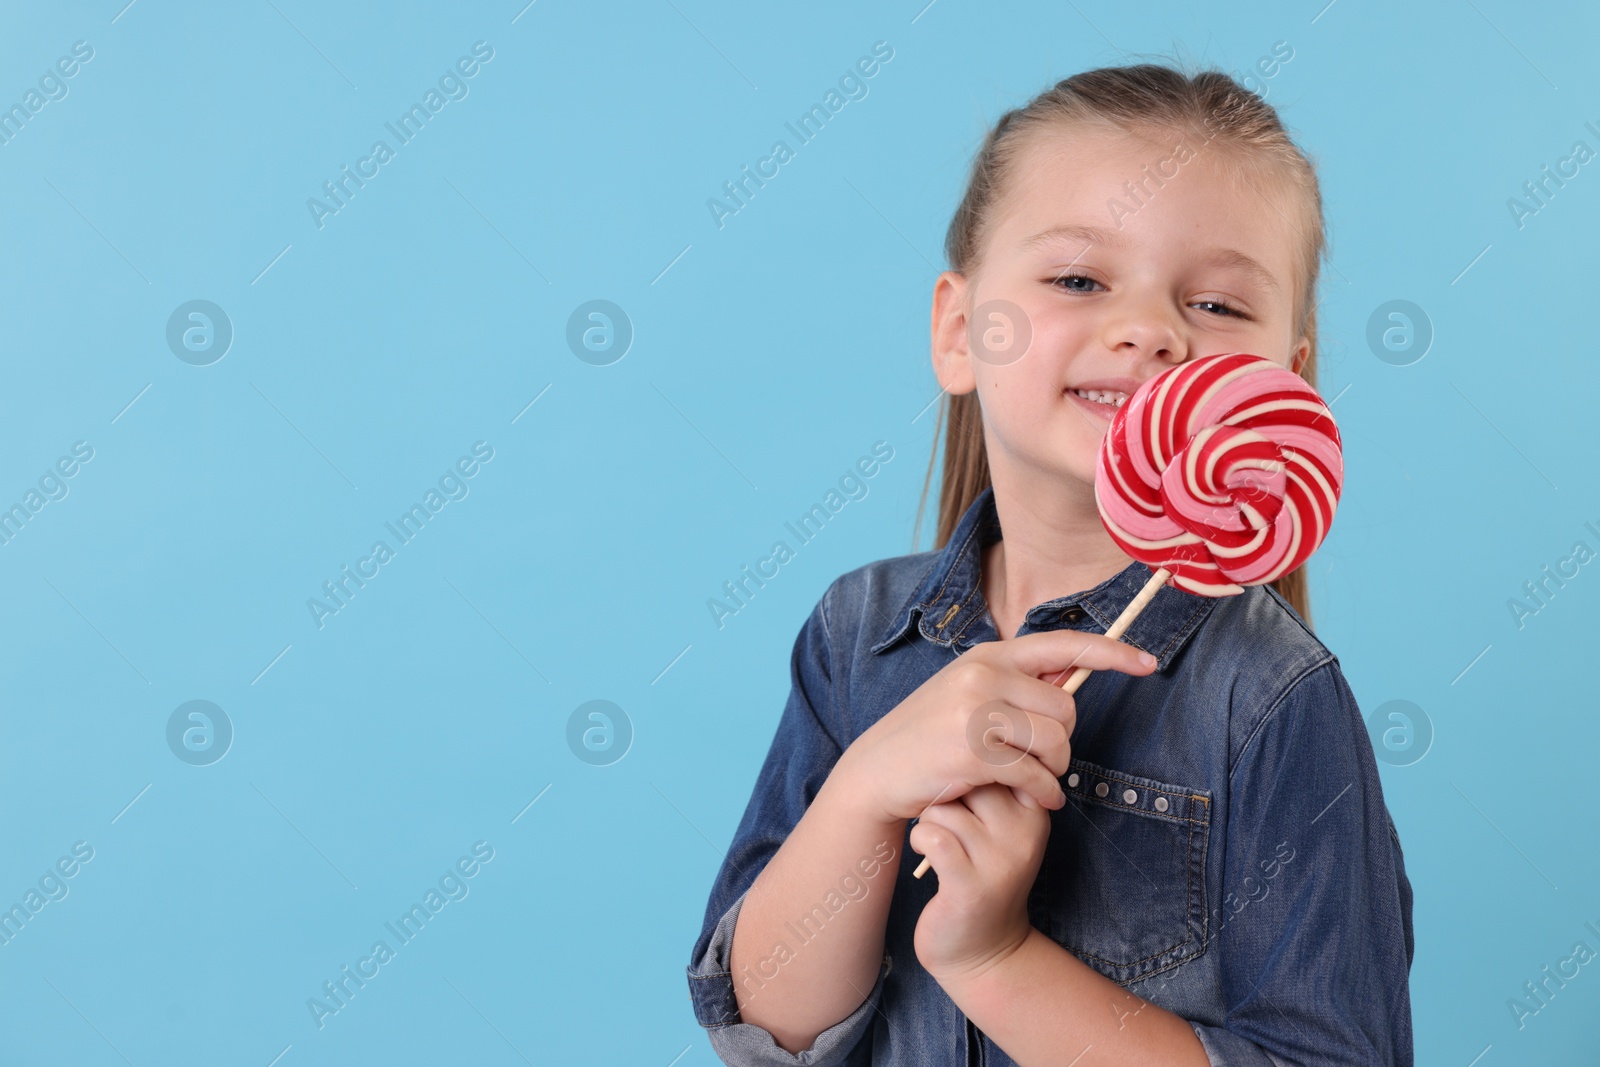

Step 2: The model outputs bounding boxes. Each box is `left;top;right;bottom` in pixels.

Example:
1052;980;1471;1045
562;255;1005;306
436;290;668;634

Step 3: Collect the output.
0;0;1596;1063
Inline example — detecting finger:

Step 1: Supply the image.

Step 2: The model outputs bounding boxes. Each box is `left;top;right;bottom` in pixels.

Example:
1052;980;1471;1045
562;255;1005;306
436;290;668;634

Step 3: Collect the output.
986;628;1158;682
963;781;1044;826
975;751;1067;812
965;702;1072;777
908;808;976;881
1020;712;1070;777
968;668;1080;737
918;795;985;839
921;794;1009;872
930;788;1040;872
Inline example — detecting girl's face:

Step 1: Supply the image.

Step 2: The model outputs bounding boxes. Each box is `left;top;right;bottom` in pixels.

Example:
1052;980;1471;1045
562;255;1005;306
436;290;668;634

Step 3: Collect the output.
932;123;1312;497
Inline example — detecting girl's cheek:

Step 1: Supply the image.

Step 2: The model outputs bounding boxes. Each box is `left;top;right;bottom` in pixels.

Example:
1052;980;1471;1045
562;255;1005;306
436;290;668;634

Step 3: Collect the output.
1031;319;1083;362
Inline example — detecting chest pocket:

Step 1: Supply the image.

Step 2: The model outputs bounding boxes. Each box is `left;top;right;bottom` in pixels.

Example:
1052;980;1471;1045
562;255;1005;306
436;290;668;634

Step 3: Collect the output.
1028;756;1211;986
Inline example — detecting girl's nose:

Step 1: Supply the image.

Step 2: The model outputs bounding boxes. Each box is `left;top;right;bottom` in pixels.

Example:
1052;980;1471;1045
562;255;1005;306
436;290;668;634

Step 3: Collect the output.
1099;300;1188;365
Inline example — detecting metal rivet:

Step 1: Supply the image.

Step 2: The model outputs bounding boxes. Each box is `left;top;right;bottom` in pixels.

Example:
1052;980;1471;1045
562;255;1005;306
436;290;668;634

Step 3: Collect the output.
1154;796;1169;813
1094;782;1109;798
1066;773;1080;788
1123;789;1138;804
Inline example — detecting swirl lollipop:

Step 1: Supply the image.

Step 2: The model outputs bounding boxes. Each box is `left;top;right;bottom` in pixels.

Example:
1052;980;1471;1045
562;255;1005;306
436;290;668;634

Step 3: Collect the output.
1051;350;1343;695
913;352;1341;879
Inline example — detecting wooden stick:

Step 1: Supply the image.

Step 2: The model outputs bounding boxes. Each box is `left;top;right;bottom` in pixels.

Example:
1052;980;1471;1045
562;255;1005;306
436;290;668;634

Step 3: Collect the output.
911;566;1171;879
1050;565;1170;696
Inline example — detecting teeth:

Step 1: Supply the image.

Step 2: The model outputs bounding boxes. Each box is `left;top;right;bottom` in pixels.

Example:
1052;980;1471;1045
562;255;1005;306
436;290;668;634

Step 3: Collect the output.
1072;388;1128;408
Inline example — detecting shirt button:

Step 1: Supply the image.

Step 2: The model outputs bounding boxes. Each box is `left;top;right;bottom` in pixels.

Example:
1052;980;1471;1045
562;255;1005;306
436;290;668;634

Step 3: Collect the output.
1123;789;1138;804
1066;773;1080;788
1064;608;1084;622
1094;782;1109;798
1154;796;1169;813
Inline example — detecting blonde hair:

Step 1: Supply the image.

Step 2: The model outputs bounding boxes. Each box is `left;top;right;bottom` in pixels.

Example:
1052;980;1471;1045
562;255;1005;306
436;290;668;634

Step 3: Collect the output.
915;60;1327;627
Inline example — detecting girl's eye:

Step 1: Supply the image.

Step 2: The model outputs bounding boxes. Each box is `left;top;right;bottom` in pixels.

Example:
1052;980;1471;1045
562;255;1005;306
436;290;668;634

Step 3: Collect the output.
1050;273;1103;293
1050;274;1249;319
1191;298;1247;319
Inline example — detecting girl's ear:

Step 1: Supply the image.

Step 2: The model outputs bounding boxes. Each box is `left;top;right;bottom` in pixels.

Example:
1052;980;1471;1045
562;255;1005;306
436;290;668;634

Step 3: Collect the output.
1289;335;1310;376
931;270;978;394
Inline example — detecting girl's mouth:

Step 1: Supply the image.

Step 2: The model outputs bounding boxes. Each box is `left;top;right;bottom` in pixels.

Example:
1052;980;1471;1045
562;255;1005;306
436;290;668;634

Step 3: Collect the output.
1065;387;1129;419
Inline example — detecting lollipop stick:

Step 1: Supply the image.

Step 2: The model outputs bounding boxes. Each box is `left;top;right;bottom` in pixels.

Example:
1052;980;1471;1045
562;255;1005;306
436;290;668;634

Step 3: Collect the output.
1052;566;1170;693
910;565;1171;880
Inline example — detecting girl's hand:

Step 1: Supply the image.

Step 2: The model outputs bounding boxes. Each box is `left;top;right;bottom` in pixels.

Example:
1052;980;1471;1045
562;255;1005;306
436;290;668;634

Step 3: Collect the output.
909;782;1051;982
834;629;1156;823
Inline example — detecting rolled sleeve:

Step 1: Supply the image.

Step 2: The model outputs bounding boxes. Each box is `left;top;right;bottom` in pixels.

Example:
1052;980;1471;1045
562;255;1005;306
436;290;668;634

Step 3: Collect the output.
1191;660;1415;1067
685;581;883;1066
688;886;890;1065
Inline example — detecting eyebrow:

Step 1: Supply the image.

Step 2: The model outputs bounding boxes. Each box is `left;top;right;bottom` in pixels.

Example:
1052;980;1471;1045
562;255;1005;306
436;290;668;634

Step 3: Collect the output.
1022;224;1282;295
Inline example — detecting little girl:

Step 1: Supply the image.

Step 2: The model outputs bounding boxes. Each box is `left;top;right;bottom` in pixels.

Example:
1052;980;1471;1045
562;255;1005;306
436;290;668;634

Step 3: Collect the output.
687;62;1414;1067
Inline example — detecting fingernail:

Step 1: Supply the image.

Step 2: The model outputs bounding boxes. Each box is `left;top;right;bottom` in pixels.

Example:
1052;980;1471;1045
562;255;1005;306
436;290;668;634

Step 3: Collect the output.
1138;651;1157;667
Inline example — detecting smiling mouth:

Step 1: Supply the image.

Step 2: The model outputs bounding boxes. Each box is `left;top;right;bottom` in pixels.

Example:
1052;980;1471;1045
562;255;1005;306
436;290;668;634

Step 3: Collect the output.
1068;387;1129;409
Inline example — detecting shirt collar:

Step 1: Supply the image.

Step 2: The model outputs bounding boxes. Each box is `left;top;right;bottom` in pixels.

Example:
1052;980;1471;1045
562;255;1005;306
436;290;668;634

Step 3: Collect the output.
869;485;1219;668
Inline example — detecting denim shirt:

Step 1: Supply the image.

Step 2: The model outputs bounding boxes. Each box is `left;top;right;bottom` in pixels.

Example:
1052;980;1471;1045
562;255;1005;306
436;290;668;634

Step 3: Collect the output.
686;485;1415;1066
